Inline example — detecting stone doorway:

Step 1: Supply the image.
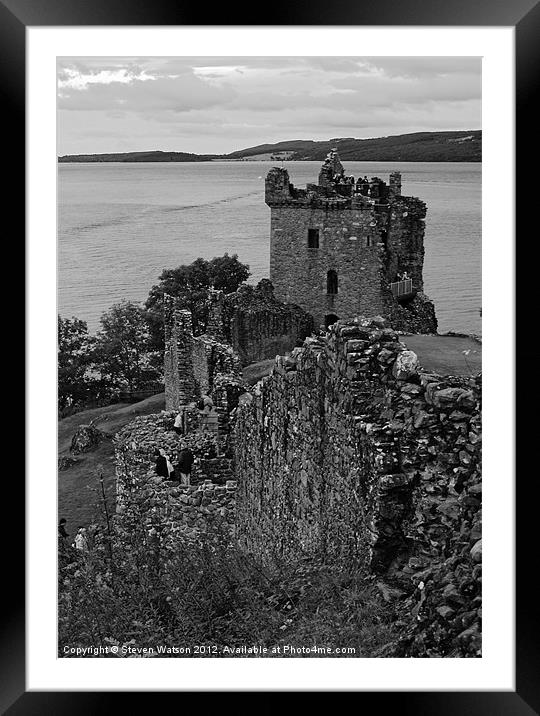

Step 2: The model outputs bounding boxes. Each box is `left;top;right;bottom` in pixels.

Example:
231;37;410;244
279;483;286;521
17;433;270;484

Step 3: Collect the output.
325;314;339;329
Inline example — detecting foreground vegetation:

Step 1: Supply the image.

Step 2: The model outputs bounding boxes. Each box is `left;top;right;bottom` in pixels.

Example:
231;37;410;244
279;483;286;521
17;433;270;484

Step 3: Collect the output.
59;502;400;658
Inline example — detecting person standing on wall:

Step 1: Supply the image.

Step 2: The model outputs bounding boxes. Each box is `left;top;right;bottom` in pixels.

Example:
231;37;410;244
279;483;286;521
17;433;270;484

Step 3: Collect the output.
173;408;185;435
199;394;213;431
58;518;69;540
176;448;194;486
74;527;88;552
154;448;174;480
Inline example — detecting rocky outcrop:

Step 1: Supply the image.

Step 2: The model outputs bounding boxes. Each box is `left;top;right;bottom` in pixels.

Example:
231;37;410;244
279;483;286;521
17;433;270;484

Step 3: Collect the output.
58;455;82;471
70;425;109;454
386;292;438;334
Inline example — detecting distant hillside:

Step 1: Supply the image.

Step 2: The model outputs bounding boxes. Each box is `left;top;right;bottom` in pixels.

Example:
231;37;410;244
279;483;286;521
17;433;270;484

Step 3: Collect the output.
226;131;482;162
58;150;218;163
58;130;481;163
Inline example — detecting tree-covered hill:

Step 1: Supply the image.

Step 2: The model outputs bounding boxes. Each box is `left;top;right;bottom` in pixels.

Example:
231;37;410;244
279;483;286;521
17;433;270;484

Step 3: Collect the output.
59;129;481;163
226;130;481;162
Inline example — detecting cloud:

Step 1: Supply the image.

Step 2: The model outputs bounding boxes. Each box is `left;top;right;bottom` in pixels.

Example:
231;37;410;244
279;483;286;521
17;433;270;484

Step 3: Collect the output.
57;56;481;155
58;71;236;112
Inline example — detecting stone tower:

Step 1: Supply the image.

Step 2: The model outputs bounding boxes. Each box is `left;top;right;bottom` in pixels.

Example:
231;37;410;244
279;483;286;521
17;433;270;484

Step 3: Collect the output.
265;149;437;332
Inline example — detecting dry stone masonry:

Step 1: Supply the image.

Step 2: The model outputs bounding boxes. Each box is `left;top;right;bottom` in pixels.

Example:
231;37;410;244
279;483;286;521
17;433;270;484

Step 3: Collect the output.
208;280;314;366
117;300;247;542
115;412;237;541
164;293;244;412
266;149;437;332
234;316;481;657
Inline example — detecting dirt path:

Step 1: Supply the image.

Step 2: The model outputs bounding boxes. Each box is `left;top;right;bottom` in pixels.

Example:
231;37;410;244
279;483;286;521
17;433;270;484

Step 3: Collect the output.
58;393;166;530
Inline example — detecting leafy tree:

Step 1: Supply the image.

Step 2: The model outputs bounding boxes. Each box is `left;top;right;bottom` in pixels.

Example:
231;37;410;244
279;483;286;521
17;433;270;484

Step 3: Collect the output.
92;300;161;395
145;253;250;347
58;316;97;413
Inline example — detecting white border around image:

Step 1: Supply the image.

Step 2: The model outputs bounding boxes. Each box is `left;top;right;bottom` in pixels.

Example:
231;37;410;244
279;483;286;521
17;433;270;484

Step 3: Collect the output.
27;25;514;691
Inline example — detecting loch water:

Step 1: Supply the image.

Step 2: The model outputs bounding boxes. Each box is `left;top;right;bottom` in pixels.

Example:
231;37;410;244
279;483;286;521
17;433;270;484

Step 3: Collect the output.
58;160;481;335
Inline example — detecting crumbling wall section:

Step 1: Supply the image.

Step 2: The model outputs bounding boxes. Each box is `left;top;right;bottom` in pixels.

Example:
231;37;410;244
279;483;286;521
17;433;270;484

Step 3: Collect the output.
164;297;198;409
115;413;237;543
234;316;481;656
164;293;243;411
218;280;314;366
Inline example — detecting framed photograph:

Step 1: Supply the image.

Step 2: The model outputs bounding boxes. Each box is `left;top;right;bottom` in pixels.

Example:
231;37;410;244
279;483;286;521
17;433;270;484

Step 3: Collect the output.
10;0;535;708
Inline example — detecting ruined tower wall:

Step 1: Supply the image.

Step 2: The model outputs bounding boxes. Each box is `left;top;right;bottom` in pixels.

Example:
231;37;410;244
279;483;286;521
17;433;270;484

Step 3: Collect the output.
220;282;314;366
164;298;198;409
164;294;243;411
265;162;437;334
385;197;427;290
269;206;387;327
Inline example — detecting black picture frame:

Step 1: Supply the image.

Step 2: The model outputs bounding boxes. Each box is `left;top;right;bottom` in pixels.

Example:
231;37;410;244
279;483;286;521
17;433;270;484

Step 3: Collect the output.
10;0;537;709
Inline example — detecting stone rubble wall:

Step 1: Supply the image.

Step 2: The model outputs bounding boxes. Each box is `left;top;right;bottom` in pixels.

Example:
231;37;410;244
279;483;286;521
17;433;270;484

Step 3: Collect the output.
115;412;237;542
214;280;314;366
119;474;237;544
385;292;438;334
234;316;481;656
115;412;231;487
164;293;244;411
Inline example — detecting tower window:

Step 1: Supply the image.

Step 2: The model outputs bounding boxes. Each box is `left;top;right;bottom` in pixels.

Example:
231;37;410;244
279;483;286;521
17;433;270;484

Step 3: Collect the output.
327;270;338;295
308;228;319;248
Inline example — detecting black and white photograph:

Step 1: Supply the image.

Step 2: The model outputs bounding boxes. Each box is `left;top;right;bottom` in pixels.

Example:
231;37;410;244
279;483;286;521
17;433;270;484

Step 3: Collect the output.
55;54;484;661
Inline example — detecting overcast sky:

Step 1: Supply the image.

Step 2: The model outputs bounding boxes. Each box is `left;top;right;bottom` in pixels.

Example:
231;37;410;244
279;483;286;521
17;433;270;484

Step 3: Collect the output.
57;56;481;155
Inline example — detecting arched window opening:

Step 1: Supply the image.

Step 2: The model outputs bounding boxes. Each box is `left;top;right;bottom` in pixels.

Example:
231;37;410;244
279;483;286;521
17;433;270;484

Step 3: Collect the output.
325;314;339;329
327;270;338;295
308;228;319;248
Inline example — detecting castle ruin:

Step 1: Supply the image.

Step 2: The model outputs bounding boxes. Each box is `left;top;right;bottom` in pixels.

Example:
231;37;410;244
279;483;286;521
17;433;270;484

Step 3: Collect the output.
266;149;437;332
112;157;481;657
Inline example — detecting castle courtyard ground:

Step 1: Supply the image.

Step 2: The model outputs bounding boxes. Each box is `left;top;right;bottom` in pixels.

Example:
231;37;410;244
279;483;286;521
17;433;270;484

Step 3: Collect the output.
400;334;481;376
